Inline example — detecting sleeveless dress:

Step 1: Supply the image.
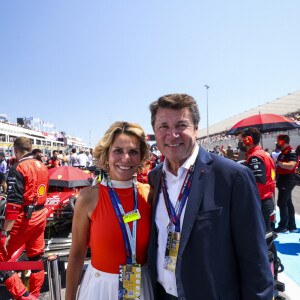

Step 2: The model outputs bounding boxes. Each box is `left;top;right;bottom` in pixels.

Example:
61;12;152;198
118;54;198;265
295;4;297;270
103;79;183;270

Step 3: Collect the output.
77;179;154;300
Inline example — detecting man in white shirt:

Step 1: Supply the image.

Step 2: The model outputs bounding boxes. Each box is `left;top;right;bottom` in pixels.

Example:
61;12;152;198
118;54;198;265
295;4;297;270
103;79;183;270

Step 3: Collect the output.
85;150;93;167
147;94;273;300
58;150;69;166
77;148;88;168
69;148;79;167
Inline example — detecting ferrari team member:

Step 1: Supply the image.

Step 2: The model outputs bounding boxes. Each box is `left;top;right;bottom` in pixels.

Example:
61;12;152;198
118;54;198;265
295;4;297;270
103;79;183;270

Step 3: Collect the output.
0;137;49;300
243;128;276;232
32;148;43;162
46;150;61;168
274;134;299;233
8;156;17;167
243;128;279;271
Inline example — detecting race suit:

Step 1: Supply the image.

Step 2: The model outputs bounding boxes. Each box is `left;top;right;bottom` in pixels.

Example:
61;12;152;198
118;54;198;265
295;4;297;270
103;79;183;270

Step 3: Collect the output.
276;145;299;231
245;145;276;231
0;153;49;299
47;157;61;168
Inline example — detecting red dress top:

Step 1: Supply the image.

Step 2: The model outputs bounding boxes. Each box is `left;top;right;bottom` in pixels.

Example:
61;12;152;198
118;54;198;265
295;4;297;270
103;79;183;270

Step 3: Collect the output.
89;181;152;273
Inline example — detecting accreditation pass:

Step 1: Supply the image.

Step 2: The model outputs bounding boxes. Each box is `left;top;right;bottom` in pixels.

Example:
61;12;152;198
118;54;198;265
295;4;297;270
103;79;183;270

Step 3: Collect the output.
118;264;142;300
163;231;181;273
123;209;141;223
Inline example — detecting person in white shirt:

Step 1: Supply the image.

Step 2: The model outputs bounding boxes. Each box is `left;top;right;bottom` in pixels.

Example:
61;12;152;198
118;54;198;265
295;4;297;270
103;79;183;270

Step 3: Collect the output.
69;148;79;167
58;150;69;166
147;94;273;300
0;152;7;193
77;148;88;168
85;150;93;167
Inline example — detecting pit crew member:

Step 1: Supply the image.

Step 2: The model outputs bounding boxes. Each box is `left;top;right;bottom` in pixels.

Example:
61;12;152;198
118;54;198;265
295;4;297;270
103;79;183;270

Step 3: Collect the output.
274;134;299;233
0;137;49;300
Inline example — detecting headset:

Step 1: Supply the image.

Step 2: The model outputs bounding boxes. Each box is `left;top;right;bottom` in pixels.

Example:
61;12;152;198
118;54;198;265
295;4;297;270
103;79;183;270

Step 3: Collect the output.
243;128;254;146
277;138;285;147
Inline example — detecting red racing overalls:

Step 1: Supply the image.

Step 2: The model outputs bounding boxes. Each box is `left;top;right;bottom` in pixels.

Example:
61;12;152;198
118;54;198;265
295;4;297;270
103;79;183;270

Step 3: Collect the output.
0;153;49;299
245;145;275;200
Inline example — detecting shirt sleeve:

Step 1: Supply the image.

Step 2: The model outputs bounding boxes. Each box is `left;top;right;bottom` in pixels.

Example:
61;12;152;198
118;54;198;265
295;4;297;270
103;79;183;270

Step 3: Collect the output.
287;149;298;162
247;156;266;184
6;167;25;205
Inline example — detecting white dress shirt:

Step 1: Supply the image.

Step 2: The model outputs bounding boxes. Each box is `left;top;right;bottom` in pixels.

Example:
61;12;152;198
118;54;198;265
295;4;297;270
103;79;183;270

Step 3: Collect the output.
155;145;199;296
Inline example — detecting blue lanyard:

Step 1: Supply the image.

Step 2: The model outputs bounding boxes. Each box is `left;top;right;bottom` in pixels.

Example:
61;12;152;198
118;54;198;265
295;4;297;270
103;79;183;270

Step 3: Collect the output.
107;178;138;264
161;164;195;233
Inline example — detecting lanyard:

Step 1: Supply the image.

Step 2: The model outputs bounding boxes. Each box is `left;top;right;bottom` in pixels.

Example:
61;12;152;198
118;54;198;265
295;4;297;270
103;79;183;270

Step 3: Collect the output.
161;164;195;233
107;178;138;264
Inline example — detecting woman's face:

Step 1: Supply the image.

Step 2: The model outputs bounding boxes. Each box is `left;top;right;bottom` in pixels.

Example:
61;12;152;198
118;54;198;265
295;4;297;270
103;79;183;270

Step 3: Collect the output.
108;133;141;181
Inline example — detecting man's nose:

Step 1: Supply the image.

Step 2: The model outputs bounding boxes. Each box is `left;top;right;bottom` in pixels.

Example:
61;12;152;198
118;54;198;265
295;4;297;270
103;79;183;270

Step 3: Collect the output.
168;127;179;138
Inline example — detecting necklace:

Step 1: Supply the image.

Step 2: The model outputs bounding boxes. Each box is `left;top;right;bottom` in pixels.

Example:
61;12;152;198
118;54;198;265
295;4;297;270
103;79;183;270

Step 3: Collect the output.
115;189;133;197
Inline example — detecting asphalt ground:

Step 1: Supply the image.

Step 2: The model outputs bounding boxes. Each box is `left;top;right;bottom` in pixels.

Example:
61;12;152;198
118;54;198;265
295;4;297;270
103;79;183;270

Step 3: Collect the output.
1;186;300;300
275;185;300;300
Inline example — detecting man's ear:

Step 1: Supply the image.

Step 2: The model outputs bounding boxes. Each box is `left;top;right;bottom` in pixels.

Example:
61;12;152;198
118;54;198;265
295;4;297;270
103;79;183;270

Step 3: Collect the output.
194;125;198;137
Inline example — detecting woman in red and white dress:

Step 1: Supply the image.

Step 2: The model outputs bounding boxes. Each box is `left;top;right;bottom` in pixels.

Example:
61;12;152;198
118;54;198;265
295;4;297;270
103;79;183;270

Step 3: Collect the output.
66;121;154;300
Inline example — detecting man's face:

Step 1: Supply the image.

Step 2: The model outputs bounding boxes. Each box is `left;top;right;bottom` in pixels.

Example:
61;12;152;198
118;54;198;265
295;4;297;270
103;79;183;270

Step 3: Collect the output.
236;133;244;143
154;107;198;166
34;152;43;161
53;151;58;159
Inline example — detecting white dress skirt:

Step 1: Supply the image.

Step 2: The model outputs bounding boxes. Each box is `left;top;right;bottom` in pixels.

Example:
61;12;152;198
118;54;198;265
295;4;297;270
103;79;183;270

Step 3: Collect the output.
77;263;154;300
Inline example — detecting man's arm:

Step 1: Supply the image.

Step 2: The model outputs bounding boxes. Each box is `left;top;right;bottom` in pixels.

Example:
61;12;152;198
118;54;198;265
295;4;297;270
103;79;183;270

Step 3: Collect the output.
246;156;267;184
277;161;297;170
230;167;273;299
2;167;24;233
278;149;298;170
3;220;15;232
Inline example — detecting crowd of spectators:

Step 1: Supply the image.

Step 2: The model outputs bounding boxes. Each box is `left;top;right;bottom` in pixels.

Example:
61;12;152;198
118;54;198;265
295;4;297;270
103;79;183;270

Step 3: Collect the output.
198;110;300;146
198;133;236;145
286;111;300;125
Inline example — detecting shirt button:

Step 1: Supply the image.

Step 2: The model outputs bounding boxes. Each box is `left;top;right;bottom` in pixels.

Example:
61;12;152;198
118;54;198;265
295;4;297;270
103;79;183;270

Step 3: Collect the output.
95;272;100;277
168;287;172;291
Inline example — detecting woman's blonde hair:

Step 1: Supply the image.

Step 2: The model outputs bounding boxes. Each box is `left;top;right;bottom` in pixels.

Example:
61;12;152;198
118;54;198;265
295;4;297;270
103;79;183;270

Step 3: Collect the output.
93;121;150;170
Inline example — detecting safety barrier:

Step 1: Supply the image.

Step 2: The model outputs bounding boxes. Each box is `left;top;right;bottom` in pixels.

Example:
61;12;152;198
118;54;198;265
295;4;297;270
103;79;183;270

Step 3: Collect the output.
0;256;62;300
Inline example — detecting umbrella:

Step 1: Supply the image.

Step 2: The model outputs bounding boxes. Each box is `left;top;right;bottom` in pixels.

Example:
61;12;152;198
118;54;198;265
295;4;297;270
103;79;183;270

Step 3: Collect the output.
48;166;92;188
227;113;300;135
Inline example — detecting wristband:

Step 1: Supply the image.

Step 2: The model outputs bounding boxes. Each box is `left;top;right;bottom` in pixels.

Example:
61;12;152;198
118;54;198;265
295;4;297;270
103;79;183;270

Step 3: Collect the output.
1;230;10;237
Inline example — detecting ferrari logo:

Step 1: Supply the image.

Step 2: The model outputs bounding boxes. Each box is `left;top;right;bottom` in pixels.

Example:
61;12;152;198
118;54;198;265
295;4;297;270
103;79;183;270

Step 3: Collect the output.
58;175;62;179
271;169;276;180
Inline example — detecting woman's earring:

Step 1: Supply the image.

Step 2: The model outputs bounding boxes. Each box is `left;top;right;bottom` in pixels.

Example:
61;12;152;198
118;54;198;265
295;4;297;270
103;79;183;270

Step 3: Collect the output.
106;161;109;170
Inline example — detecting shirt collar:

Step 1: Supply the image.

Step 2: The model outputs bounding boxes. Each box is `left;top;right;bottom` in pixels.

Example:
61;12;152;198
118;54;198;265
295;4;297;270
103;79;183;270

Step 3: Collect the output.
163;144;199;176
245;144;262;157
281;145;292;154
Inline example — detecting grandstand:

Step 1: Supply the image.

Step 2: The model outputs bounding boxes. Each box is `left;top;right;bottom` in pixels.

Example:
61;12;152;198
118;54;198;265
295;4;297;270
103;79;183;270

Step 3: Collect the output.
198;90;300;150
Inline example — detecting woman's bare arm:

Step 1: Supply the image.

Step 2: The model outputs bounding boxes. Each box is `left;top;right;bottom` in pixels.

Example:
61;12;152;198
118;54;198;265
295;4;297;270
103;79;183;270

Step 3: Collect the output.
65;186;98;300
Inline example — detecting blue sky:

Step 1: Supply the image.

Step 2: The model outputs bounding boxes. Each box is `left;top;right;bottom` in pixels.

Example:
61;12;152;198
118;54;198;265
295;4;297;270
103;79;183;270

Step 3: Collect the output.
1;1;299;147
